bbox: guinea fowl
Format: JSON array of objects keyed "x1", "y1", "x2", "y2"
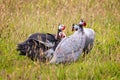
[
  {"x1": 17, "y1": 24, "x2": 66, "y2": 61},
  {"x1": 50, "y1": 21, "x2": 87, "y2": 64},
  {"x1": 72, "y1": 20, "x2": 95, "y2": 57}
]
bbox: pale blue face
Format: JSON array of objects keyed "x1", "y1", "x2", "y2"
[{"x1": 72, "y1": 24, "x2": 79, "y2": 31}]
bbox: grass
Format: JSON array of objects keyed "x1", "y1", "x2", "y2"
[{"x1": 0, "y1": 0, "x2": 120, "y2": 80}]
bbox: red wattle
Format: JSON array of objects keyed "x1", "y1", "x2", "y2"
[
  {"x1": 83, "y1": 22, "x2": 86, "y2": 26},
  {"x1": 62, "y1": 26, "x2": 65, "y2": 30}
]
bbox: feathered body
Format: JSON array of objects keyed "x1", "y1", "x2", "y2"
[
  {"x1": 50, "y1": 29, "x2": 86, "y2": 64},
  {"x1": 17, "y1": 24, "x2": 66, "y2": 61},
  {"x1": 83, "y1": 28, "x2": 95, "y2": 55}
]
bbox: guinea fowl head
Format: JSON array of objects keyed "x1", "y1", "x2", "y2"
[
  {"x1": 58, "y1": 24, "x2": 66, "y2": 31},
  {"x1": 79, "y1": 19, "x2": 86, "y2": 27},
  {"x1": 72, "y1": 19, "x2": 86, "y2": 31},
  {"x1": 72, "y1": 24, "x2": 79, "y2": 31},
  {"x1": 55, "y1": 24, "x2": 66, "y2": 40}
]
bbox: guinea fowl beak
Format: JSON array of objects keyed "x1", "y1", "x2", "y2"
[
  {"x1": 72, "y1": 28, "x2": 74, "y2": 31},
  {"x1": 72, "y1": 24, "x2": 75, "y2": 31}
]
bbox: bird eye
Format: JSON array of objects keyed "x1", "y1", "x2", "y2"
[{"x1": 75, "y1": 28, "x2": 78, "y2": 31}]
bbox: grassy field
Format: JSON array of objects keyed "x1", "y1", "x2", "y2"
[{"x1": 0, "y1": 0, "x2": 120, "y2": 80}]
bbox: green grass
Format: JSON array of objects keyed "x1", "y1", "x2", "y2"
[{"x1": 0, "y1": 0, "x2": 120, "y2": 80}]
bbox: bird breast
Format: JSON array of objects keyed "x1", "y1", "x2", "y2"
[{"x1": 54, "y1": 32, "x2": 86, "y2": 56}]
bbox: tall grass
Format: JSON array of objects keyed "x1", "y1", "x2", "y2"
[{"x1": 0, "y1": 0, "x2": 120, "y2": 80}]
